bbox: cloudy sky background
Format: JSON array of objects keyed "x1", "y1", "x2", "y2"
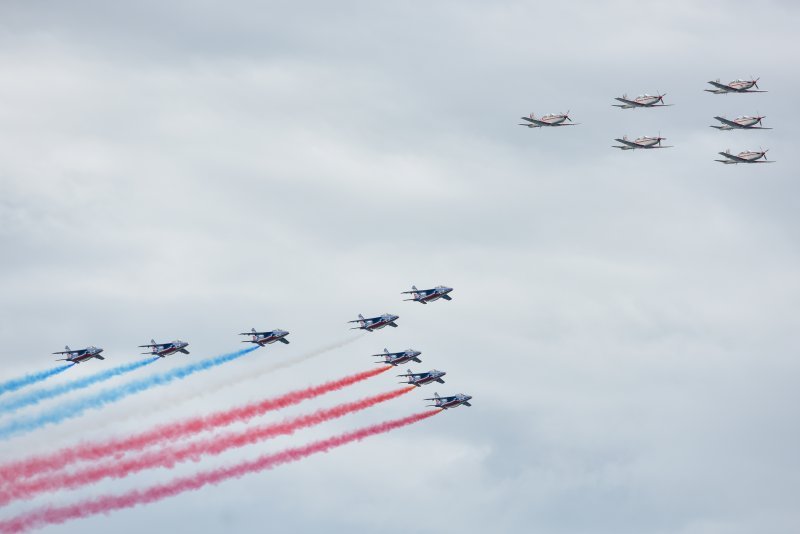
[{"x1": 1, "y1": 1, "x2": 799, "y2": 532}]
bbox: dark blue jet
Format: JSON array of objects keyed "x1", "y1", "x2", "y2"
[
  {"x1": 373, "y1": 348, "x2": 421, "y2": 366},
  {"x1": 53, "y1": 345, "x2": 104, "y2": 364},
  {"x1": 139, "y1": 339, "x2": 190, "y2": 358},
  {"x1": 425, "y1": 392, "x2": 472, "y2": 409},
  {"x1": 402, "y1": 285, "x2": 453, "y2": 304},
  {"x1": 398, "y1": 369, "x2": 446, "y2": 387},
  {"x1": 239, "y1": 328, "x2": 290, "y2": 347}
]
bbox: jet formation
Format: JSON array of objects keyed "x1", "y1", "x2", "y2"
[{"x1": 519, "y1": 77, "x2": 774, "y2": 164}]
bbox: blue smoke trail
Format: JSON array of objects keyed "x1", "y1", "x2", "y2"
[
  {"x1": 0, "y1": 346, "x2": 259, "y2": 440},
  {"x1": 0, "y1": 358, "x2": 158, "y2": 415},
  {"x1": 0, "y1": 365, "x2": 73, "y2": 397}
]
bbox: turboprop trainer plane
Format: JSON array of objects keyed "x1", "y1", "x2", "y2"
[
  {"x1": 710, "y1": 115, "x2": 770, "y2": 130},
  {"x1": 374, "y1": 348, "x2": 421, "y2": 366},
  {"x1": 398, "y1": 369, "x2": 446, "y2": 387},
  {"x1": 613, "y1": 93, "x2": 671, "y2": 109},
  {"x1": 401, "y1": 285, "x2": 453, "y2": 304},
  {"x1": 705, "y1": 78, "x2": 766, "y2": 94},
  {"x1": 349, "y1": 313, "x2": 399, "y2": 331},
  {"x1": 53, "y1": 345, "x2": 104, "y2": 364},
  {"x1": 239, "y1": 328, "x2": 290, "y2": 346},
  {"x1": 519, "y1": 111, "x2": 578, "y2": 128},
  {"x1": 613, "y1": 135, "x2": 672, "y2": 150},
  {"x1": 715, "y1": 148, "x2": 773, "y2": 164},
  {"x1": 138, "y1": 339, "x2": 190, "y2": 357},
  {"x1": 425, "y1": 392, "x2": 472, "y2": 409}
]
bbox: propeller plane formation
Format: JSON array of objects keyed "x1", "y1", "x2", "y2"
[{"x1": 519, "y1": 77, "x2": 775, "y2": 164}]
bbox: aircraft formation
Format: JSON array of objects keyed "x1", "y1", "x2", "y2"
[
  {"x1": 520, "y1": 77, "x2": 775, "y2": 164},
  {"x1": 349, "y1": 284, "x2": 471, "y2": 409},
  {"x1": 40, "y1": 284, "x2": 470, "y2": 411}
]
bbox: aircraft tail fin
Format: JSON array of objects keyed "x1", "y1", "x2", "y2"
[
  {"x1": 358, "y1": 314, "x2": 364, "y2": 320},
  {"x1": 150, "y1": 338, "x2": 156, "y2": 345},
  {"x1": 251, "y1": 328, "x2": 257, "y2": 334},
  {"x1": 411, "y1": 285, "x2": 418, "y2": 291},
  {"x1": 64, "y1": 345, "x2": 71, "y2": 352}
]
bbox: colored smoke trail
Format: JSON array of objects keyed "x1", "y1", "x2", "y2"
[
  {"x1": 0, "y1": 365, "x2": 73, "y2": 397},
  {"x1": 0, "y1": 359, "x2": 157, "y2": 415},
  {"x1": 0, "y1": 410, "x2": 439, "y2": 533},
  {"x1": 0, "y1": 346, "x2": 258, "y2": 441},
  {"x1": 0, "y1": 365, "x2": 389, "y2": 482},
  {"x1": 0, "y1": 387, "x2": 414, "y2": 504}
]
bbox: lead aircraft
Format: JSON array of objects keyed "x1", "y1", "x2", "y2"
[{"x1": 53, "y1": 345, "x2": 104, "y2": 364}]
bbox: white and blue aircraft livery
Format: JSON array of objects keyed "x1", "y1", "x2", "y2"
[
  {"x1": 613, "y1": 93, "x2": 671, "y2": 109},
  {"x1": 138, "y1": 339, "x2": 190, "y2": 357},
  {"x1": 348, "y1": 313, "x2": 399, "y2": 332},
  {"x1": 705, "y1": 77, "x2": 766, "y2": 94},
  {"x1": 53, "y1": 345, "x2": 104, "y2": 364},
  {"x1": 710, "y1": 115, "x2": 771, "y2": 130},
  {"x1": 239, "y1": 328, "x2": 290, "y2": 346},
  {"x1": 401, "y1": 285, "x2": 453, "y2": 304},
  {"x1": 398, "y1": 369, "x2": 446, "y2": 387},
  {"x1": 373, "y1": 348, "x2": 422, "y2": 366},
  {"x1": 425, "y1": 392, "x2": 473, "y2": 409},
  {"x1": 518, "y1": 111, "x2": 578, "y2": 128},
  {"x1": 613, "y1": 135, "x2": 672, "y2": 150},
  {"x1": 715, "y1": 148, "x2": 773, "y2": 164}
]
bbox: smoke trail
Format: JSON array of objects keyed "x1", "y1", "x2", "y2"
[
  {"x1": 0, "y1": 365, "x2": 73, "y2": 397},
  {"x1": 0, "y1": 387, "x2": 414, "y2": 504},
  {"x1": 0, "y1": 410, "x2": 439, "y2": 533},
  {"x1": 0, "y1": 365, "x2": 389, "y2": 482},
  {"x1": 0, "y1": 359, "x2": 158, "y2": 415},
  {"x1": 0, "y1": 346, "x2": 259, "y2": 441}
]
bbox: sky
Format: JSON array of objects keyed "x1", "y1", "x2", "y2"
[{"x1": 0, "y1": 1, "x2": 799, "y2": 532}]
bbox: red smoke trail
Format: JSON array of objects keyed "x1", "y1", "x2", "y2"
[
  {"x1": 0, "y1": 387, "x2": 414, "y2": 506},
  {"x1": 0, "y1": 366, "x2": 390, "y2": 484},
  {"x1": 0, "y1": 410, "x2": 439, "y2": 534}
]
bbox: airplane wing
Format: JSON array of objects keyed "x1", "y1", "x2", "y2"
[
  {"x1": 389, "y1": 322, "x2": 399, "y2": 327},
  {"x1": 707, "y1": 81, "x2": 730, "y2": 91},
  {"x1": 463, "y1": 401, "x2": 472, "y2": 407},
  {"x1": 613, "y1": 97, "x2": 635, "y2": 107},
  {"x1": 520, "y1": 116, "x2": 547, "y2": 127},
  {"x1": 137, "y1": 344, "x2": 164, "y2": 348},
  {"x1": 613, "y1": 139, "x2": 639, "y2": 149},
  {"x1": 179, "y1": 348, "x2": 190, "y2": 354},
  {"x1": 278, "y1": 338, "x2": 290, "y2": 344},
  {"x1": 94, "y1": 355, "x2": 105, "y2": 360},
  {"x1": 441, "y1": 294, "x2": 452, "y2": 301},
  {"x1": 713, "y1": 117, "x2": 739, "y2": 128},
  {"x1": 717, "y1": 152, "x2": 748, "y2": 162},
  {"x1": 52, "y1": 350, "x2": 83, "y2": 355}
]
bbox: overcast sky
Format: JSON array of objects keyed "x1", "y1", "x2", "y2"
[{"x1": 1, "y1": 1, "x2": 799, "y2": 533}]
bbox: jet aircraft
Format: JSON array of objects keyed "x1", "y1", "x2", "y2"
[
  {"x1": 519, "y1": 111, "x2": 578, "y2": 128},
  {"x1": 710, "y1": 115, "x2": 770, "y2": 130},
  {"x1": 705, "y1": 78, "x2": 766, "y2": 94},
  {"x1": 613, "y1": 135, "x2": 672, "y2": 150},
  {"x1": 398, "y1": 369, "x2": 446, "y2": 387},
  {"x1": 425, "y1": 392, "x2": 472, "y2": 409},
  {"x1": 348, "y1": 313, "x2": 399, "y2": 331},
  {"x1": 239, "y1": 328, "x2": 290, "y2": 346},
  {"x1": 715, "y1": 148, "x2": 773, "y2": 164},
  {"x1": 138, "y1": 339, "x2": 190, "y2": 357},
  {"x1": 401, "y1": 285, "x2": 453, "y2": 304},
  {"x1": 53, "y1": 345, "x2": 104, "y2": 364},
  {"x1": 373, "y1": 348, "x2": 422, "y2": 366},
  {"x1": 613, "y1": 93, "x2": 671, "y2": 109}
]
